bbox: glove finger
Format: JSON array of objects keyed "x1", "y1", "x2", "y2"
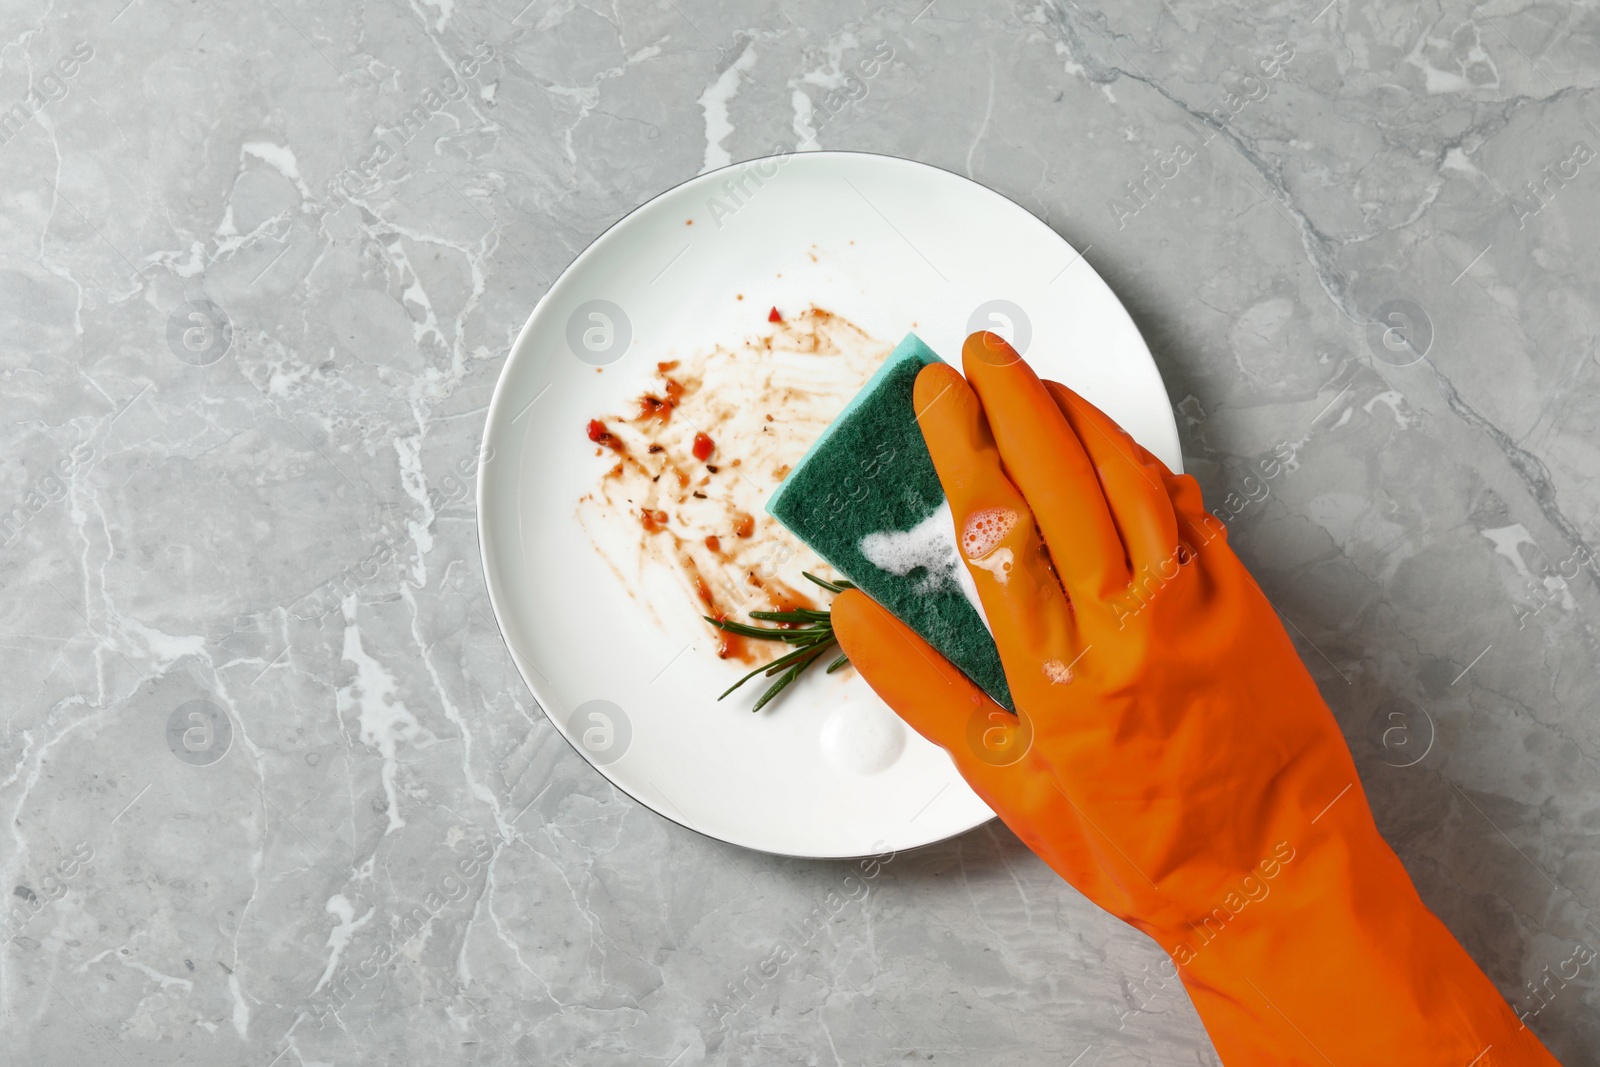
[
  {"x1": 1042, "y1": 378, "x2": 1230, "y2": 561},
  {"x1": 835, "y1": 598, "x2": 1146, "y2": 913},
  {"x1": 832, "y1": 589, "x2": 1030, "y2": 774},
  {"x1": 1161, "y1": 466, "x2": 1231, "y2": 556},
  {"x1": 1033, "y1": 379, "x2": 1184, "y2": 577},
  {"x1": 957, "y1": 332, "x2": 1131, "y2": 603},
  {"x1": 913, "y1": 361, "x2": 1082, "y2": 704},
  {"x1": 1036, "y1": 383, "x2": 1222, "y2": 579}
]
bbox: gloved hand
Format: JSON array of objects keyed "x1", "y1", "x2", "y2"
[{"x1": 833, "y1": 331, "x2": 1562, "y2": 1066}]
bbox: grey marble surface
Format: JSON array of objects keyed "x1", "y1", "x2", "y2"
[{"x1": 2, "y1": 0, "x2": 1599, "y2": 1063}]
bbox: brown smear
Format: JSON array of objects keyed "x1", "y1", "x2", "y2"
[
  {"x1": 587, "y1": 419, "x2": 624, "y2": 453},
  {"x1": 576, "y1": 306, "x2": 892, "y2": 666},
  {"x1": 682, "y1": 553, "x2": 746, "y2": 660},
  {"x1": 753, "y1": 576, "x2": 817, "y2": 616},
  {"x1": 637, "y1": 378, "x2": 684, "y2": 423}
]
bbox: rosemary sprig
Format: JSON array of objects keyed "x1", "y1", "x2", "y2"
[
  {"x1": 800, "y1": 573, "x2": 853, "y2": 594},
  {"x1": 705, "y1": 572, "x2": 856, "y2": 712}
]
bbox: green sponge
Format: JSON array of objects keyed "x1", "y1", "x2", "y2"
[{"x1": 766, "y1": 333, "x2": 1014, "y2": 710}]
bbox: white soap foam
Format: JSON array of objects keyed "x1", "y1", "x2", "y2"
[
  {"x1": 819, "y1": 697, "x2": 906, "y2": 775},
  {"x1": 858, "y1": 499, "x2": 992, "y2": 629},
  {"x1": 1043, "y1": 658, "x2": 1074, "y2": 684},
  {"x1": 968, "y1": 546, "x2": 1015, "y2": 584},
  {"x1": 962, "y1": 507, "x2": 1018, "y2": 559}
]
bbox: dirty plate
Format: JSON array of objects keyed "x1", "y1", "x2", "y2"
[{"x1": 477, "y1": 151, "x2": 1180, "y2": 858}]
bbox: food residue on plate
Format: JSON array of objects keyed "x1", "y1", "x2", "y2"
[{"x1": 576, "y1": 307, "x2": 892, "y2": 665}]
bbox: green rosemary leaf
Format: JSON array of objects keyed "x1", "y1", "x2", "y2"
[
  {"x1": 758, "y1": 637, "x2": 835, "y2": 674},
  {"x1": 748, "y1": 608, "x2": 833, "y2": 623},
  {"x1": 703, "y1": 616, "x2": 822, "y2": 642},
  {"x1": 762, "y1": 636, "x2": 836, "y2": 675},
  {"x1": 801, "y1": 571, "x2": 855, "y2": 594},
  {"x1": 749, "y1": 670, "x2": 797, "y2": 713},
  {"x1": 751, "y1": 645, "x2": 831, "y2": 713},
  {"x1": 709, "y1": 578, "x2": 857, "y2": 711},
  {"x1": 716, "y1": 638, "x2": 830, "y2": 699},
  {"x1": 717, "y1": 658, "x2": 780, "y2": 700}
]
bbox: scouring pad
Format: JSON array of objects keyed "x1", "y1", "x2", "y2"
[{"x1": 766, "y1": 333, "x2": 1014, "y2": 710}]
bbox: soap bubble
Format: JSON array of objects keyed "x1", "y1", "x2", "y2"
[{"x1": 962, "y1": 507, "x2": 1018, "y2": 559}]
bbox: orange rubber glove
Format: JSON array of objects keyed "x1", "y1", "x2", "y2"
[{"x1": 833, "y1": 331, "x2": 1562, "y2": 1066}]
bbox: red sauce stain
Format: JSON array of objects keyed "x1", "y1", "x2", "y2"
[
  {"x1": 765, "y1": 581, "x2": 817, "y2": 615},
  {"x1": 587, "y1": 419, "x2": 624, "y2": 453},
  {"x1": 684, "y1": 555, "x2": 749, "y2": 660},
  {"x1": 637, "y1": 377, "x2": 685, "y2": 423},
  {"x1": 586, "y1": 308, "x2": 869, "y2": 669},
  {"x1": 638, "y1": 393, "x2": 670, "y2": 421},
  {"x1": 768, "y1": 306, "x2": 783, "y2": 323},
  {"x1": 717, "y1": 628, "x2": 747, "y2": 661}
]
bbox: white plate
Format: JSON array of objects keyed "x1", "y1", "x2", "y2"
[{"x1": 477, "y1": 151, "x2": 1181, "y2": 858}]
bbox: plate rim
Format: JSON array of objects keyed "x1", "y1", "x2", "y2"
[{"x1": 475, "y1": 149, "x2": 1174, "y2": 860}]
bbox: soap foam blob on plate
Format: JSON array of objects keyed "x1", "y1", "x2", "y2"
[{"x1": 820, "y1": 698, "x2": 907, "y2": 775}]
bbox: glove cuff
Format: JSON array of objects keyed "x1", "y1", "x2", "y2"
[{"x1": 1144, "y1": 819, "x2": 1563, "y2": 1066}]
